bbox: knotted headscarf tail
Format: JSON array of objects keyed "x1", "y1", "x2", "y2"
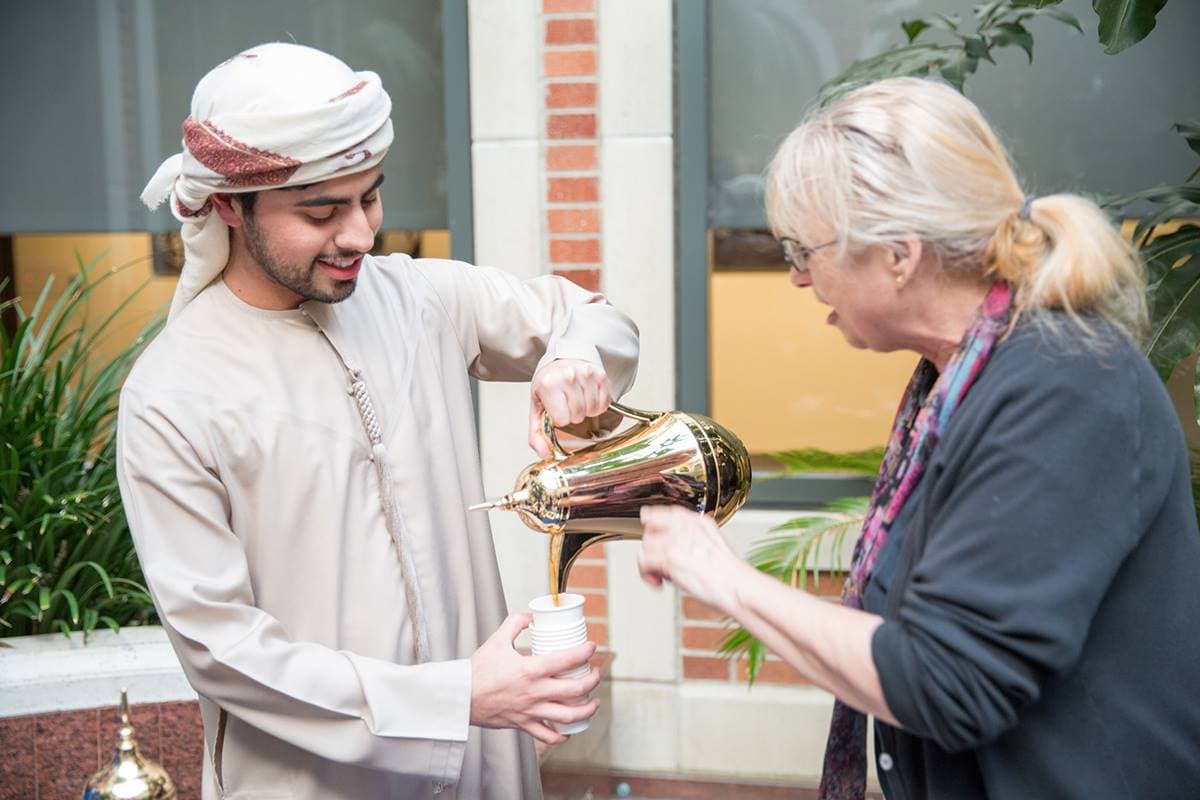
[{"x1": 141, "y1": 42, "x2": 394, "y2": 320}]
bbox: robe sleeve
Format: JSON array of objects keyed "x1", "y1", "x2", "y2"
[
  {"x1": 410, "y1": 258, "x2": 639, "y2": 397},
  {"x1": 116, "y1": 385, "x2": 470, "y2": 783}
]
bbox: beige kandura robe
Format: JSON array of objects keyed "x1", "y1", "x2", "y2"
[{"x1": 116, "y1": 254, "x2": 639, "y2": 799}]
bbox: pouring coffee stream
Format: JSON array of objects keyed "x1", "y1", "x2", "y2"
[{"x1": 469, "y1": 403, "x2": 753, "y2": 598}]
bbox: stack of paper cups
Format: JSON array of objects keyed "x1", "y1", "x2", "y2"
[{"x1": 528, "y1": 593, "x2": 592, "y2": 735}]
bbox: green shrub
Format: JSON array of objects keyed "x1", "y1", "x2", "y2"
[{"x1": 0, "y1": 255, "x2": 162, "y2": 638}]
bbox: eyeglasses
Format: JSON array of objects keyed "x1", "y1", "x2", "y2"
[{"x1": 778, "y1": 237, "x2": 837, "y2": 273}]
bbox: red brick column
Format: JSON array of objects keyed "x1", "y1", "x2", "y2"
[
  {"x1": 543, "y1": 0, "x2": 602, "y2": 294},
  {"x1": 541, "y1": 0, "x2": 609, "y2": 650}
]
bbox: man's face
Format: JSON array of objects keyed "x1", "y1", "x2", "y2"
[{"x1": 239, "y1": 167, "x2": 385, "y2": 305}]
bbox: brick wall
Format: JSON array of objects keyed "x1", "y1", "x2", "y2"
[
  {"x1": 542, "y1": 0, "x2": 609, "y2": 650},
  {"x1": 679, "y1": 573, "x2": 846, "y2": 685},
  {"x1": 562, "y1": 542, "x2": 609, "y2": 650}
]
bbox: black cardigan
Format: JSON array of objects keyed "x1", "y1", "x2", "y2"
[{"x1": 864, "y1": 316, "x2": 1200, "y2": 799}]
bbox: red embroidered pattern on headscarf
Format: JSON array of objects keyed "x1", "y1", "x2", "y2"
[{"x1": 182, "y1": 118, "x2": 303, "y2": 188}]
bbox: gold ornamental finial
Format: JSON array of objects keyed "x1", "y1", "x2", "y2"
[{"x1": 82, "y1": 688, "x2": 177, "y2": 800}]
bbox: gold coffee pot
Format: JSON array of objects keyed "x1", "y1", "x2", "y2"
[
  {"x1": 471, "y1": 403, "x2": 752, "y2": 592},
  {"x1": 82, "y1": 689, "x2": 177, "y2": 800}
]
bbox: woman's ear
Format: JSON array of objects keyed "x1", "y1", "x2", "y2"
[
  {"x1": 892, "y1": 235, "x2": 923, "y2": 285},
  {"x1": 210, "y1": 193, "x2": 245, "y2": 228}
]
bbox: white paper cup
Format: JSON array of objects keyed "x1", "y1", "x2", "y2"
[
  {"x1": 530, "y1": 616, "x2": 587, "y2": 634},
  {"x1": 530, "y1": 620, "x2": 587, "y2": 649},
  {"x1": 528, "y1": 593, "x2": 585, "y2": 630},
  {"x1": 531, "y1": 633, "x2": 587, "y2": 650},
  {"x1": 531, "y1": 635, "x2": 587, "y2": 655},
  {"x1": 527, "y1": 593, "x2": 594, "y2": 735},
  {"x1": 530, "y1": 619, "x2": 586, "y2": 636}
]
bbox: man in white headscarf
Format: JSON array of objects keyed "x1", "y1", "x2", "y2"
[{"x1": 117, "y1": 42, "x2": 639, "y2": 800}]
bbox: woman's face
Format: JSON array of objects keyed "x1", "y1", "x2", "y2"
[{"x1": 789, "y1": 239, "x2": 906, "y2": 353}]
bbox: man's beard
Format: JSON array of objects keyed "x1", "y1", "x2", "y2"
[{"x1": 242, "y1": 216, "x2": 359, "y2": 304}]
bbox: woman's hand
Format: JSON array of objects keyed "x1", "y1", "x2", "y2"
[
  {"x1": 640, "y1": 506, "x2": 894, "y2": 723},
  {"x1": 637, "y1": 505, "x2": 742, "y2": 614}
]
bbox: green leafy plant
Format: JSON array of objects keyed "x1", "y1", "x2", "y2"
[
  {"x1": 818, "y1": 1, "x2": 1084, "y2": 102},
  {"x1": 1117, "y1": 181, "x2": 1200, "y2": 383},
  {"x1": 725, "y1": 0, "x2": 1196, "y2": 684},
  {"x1": 0, "y1": 255, "x2": 163, "y2": 638},
  {"x1": 819, "y1": 0, "x2": 1168, "y2": 104}
]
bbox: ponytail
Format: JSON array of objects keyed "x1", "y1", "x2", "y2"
[{"x1": 985, "y1": 194, "x2": 1147, "y2": 342}]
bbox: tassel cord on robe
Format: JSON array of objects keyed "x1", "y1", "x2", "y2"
[{"x1": 303, "y1": 313, "x2": 433, "y2": 666}]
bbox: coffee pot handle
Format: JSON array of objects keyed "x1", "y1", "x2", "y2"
[{"x1": 541, "y1": 402, "x2": 660, "y2": 460}]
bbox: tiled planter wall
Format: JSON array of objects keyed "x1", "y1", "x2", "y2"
[
  {"x1": 0, "y1": 626, "x2": 201, "y2": 799},
  {"x1": 1, "y1": 700, "x2": 204, "y2": 800}
]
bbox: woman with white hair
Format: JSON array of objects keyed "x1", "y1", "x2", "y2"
[{"x1": 636, "y1": 77, "x2": 1200, "y2": 799}]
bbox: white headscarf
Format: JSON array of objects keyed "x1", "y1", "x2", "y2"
[{"x1": 141, "y1": 42, "x2": 394, "y2": 319}]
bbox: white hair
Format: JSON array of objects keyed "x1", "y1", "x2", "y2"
[{"x1": 766, "y1": 77, "x2": 1147, "y2": 342}]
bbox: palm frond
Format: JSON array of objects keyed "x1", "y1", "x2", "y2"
[
  {"x1": 766, "y1": 448, "x2": 884, "y2": 477},
  {"x1": 720, "y1": 496, "x2": 870, "y2": 685}
]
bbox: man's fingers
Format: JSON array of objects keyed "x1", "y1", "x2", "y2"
[
  {"x1": 497, "y1": 612, "x2": 533, "y2": 645},
  {"x1": 525, "y1": 720, "x2": 568, "y2": 746},
  {"x1": 584, "y1": 371, "x2": 612, "y2": 418},
  {"x1": 535, "y1": 698, "x2": 599, "y2": 725},
  {"x1": 570, "y1": 665, "x2": 603, "y2": 696},
  {"x1": 541, "y1": 663, "x2": 603, "y2": 704},
  {"x1": 540, "y1": 388, "x2": 573, "y2": 427},
  {"x1": 567, "y1": 391, "x2": 591, "y2": 426},
  {"x1": 570, "y1": 698, "x2": 600, "y2": 723},
  {"x1": 578, "y1": 380, "x2": 602, "y2": 423},
  {"x1": 530, "y1": 359, "x2": 615, "y2": 440},
  {"x1": 533, "y1": 641, "x2": 596, "y2": 676},
  {"x1": 569, "y1": 365, "x2": 608, "y2": 420},
  {"x1": 528, "y1": 409, "x2": 551, "y2": 458}
]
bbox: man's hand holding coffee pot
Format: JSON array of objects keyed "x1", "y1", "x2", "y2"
[{"x1": 529, "y1": 358, "x2": 614, "y2": 458}]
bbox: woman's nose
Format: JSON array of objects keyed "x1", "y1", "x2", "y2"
[{"x1": 789, "y1": 266, "x2": 811, "y2": 288}]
